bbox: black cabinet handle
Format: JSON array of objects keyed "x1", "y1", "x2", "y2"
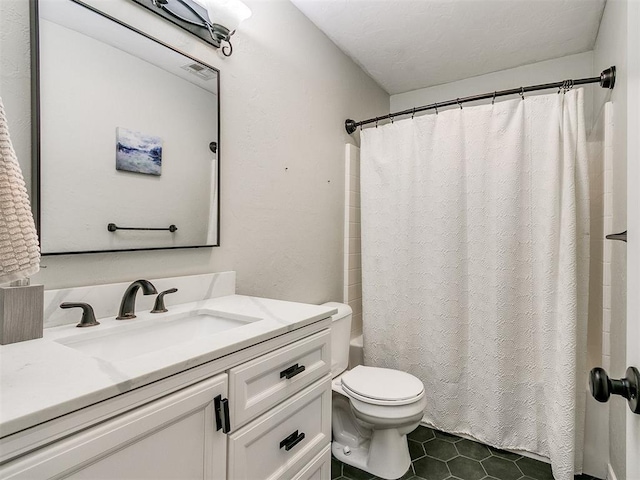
[
  {"x1": 280, "y1": 363, "x2": 306, "y2": 379},
  {"x1": 214, "y1": 395, "x2": 231, "y2": 433},
  {"x1": 279, "y1": 430, "x2": 305, "y2": 451}
]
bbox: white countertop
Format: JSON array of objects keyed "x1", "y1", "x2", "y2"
[{"x1": 0, "y1": 295, "x2": 337, "y2": 438}]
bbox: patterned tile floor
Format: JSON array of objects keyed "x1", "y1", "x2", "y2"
[{"x1": 331, "y1": 425, "x2": 601, "y2": 480}]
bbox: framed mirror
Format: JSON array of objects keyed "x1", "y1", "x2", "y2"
[{"x1": 32, "y1": 0, "x2": 220, "y2": 255}]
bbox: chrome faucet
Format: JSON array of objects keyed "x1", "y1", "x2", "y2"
[{"x1": 116, "y1": 279, "x2": 158, "y2": 320}]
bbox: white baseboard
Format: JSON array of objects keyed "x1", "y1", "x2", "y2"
[{"x1": 606, "y1": 463, "x2": 618, "y2": 480}]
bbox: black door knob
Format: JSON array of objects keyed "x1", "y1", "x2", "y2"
[
  {"x1": 589, "y1": 367, "x2": 611, "y2": 402},
  {"x1": 589, "y1": 366, "x2": 640, "y2": 414}
]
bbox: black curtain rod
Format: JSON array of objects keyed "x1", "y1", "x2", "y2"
[{"x1": 345, "y1": 66, "x2": 616, "y2": 134}]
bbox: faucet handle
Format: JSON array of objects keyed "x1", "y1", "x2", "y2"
[
  {"x1": 151, "y1": 288, "x2": 178, "y2": 313},
  {"x1": 60, "y1": 302, "x2": 100, "y2": 328}
]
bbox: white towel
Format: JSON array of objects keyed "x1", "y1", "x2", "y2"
[{"x1": 0, "y1": 97, "x2": 40, "y2": 284}]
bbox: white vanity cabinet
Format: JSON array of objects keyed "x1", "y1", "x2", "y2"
[
  {"x1": 0, "y1": 323, "x2": 333, "y2": 480},
  {"x1": 0, "y1": 374, "x2": 229, "y2": 480}
]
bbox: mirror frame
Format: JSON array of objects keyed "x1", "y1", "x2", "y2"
[{"x1": 30, "y1": 0, "x2": 221, "y2": 255}]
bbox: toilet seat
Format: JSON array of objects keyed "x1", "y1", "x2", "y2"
[{"x1": 340, "y1": 366, "x2": 425, "y2": 406}]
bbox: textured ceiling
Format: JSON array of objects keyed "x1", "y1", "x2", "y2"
[{"x1": 290, "y1": 0, "x2": 606, "y2": 95}]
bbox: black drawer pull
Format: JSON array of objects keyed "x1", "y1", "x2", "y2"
[
  {"x1": 214, "y1": 395, "x2": 231, "y2": 433},
  {"x1": 280, "y1": 363, "x2": 306, "y2": 379},
  {"x1": 279, "y1": 430, "x2": 305, "y2": 451}
]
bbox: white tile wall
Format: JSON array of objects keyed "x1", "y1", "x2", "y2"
[
  {"x1": 587, "y1": 104, "x2": 605, "y2": 371},
  {"x1": 586, "y1": 102, "x2": 613, "y2": 373},
  {"x1": 601, "y1": 102, "x2": 614, "y2": 372},
  {"x1": 344, "y1": 144, "x2": 362, "y2": 337}
]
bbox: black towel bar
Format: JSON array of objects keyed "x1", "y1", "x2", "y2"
[{"x1": 107, "y1": 223, "x2": 178, "y2": 233}]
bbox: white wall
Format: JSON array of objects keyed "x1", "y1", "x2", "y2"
[
  {"x1": 391, "y1": 52, "x2": 596, "y2": 131},
  {"x1": 592, "y1": 1, "x2": 628, "y2": 478},
  {"x1": 40, "y1": 19, "x2": 217, "y2": 252},
  {"x1": 625, "y1": 0, "x2": 640, "y2": 476},
  {"x1": 0, "y1": 0, "x2": 32, "y2": 179},
  {"x1": 0, "y1": 0, "x2": 389, "y2": 304}
]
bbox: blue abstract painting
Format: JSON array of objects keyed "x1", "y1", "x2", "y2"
[{"x1": 116, "y1": 127, "x2": 162, "y2": 176}]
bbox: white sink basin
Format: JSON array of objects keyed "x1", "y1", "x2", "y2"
[{"x1": 55, "y1": 310, "x2": 259, "y2": 362}]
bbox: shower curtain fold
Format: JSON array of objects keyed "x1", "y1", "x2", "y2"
[{"x1": 360, "y1": 89, "x2": 589, "y2": 480}]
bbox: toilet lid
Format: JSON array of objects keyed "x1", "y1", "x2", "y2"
[{"x1": 340, "y1": 366, "x2": 424, "y2": 404}]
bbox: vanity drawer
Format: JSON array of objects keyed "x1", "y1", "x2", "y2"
[
  {"x1": 229, "y1": 329, "x2": 331, "y2": 429},
  {"x1": 228, "y1": 376, "x2": 331, "y2": 480},
  {"x1": 291, "y1": 445, "x2": 331, "y2": 480}
]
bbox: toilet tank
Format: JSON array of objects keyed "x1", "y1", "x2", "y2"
[{"x1": 322, "y1": 302, "x2": 352, "y2": 378}]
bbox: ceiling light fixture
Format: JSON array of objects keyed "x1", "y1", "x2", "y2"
[{"x1": 150, "y1": 0, "x2": 251, "y2": 56}]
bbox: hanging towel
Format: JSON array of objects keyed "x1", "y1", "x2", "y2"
[{"x1": 0, "y1": 97, "x2": 40, "y2": 284}]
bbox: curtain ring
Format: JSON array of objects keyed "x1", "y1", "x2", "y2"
[
  {"x1": 390, "y1": 115, "x2": 394, "y2": 124},
  {"x1": 520, "y1": 87, "x2": 525, "y2": 100},
  {"x1": 412, "y1": 107, "x2": 416, "y2": 119},
  {"x1": 560, "y1": 80, "x2": 571, "y2": 94},
  {"x1": 457, "y1": 98, "x2": 462, "y2": 110},
  {"x1": 492, "y1": 91, "x2": 496, "y2": 105},
  {"x1": 434, "y1": 102, "x2": 438, "y2": 115},
  {"x1": 375, "y1": 117, "x2": 378, "y2": 128}
]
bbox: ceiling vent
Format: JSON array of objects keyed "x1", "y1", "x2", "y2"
[{"x1": 181, "y1": 62, "x2": 216, "y2": 80}]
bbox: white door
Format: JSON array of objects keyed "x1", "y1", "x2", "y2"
[{"x1": 627, "y1": 1, "x2": 640, "y2": 478}]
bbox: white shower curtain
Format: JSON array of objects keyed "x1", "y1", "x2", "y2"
[{"x1": 360, "y1": 89, "x2": 589, "y2": 480}]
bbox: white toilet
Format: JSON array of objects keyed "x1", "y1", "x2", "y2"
[{"x1": 324, "y1": 302, "x2": 427, "y2": 480}]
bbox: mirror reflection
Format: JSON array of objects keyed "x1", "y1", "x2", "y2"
[{"x1": 36, "y1": 0, "x2": 220, "y2": 254}]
